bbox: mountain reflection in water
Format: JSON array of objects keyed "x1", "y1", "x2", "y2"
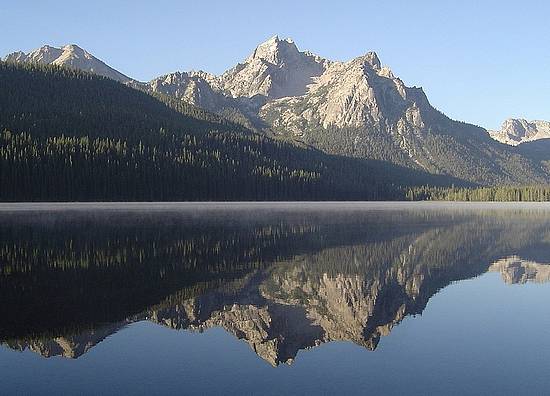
[{"x1": 1, "y1": 203, "x2": 550, "y2": 366}]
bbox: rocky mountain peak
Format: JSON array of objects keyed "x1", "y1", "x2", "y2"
[
  {"x1": 3, "y1": 44, "x2": 132, "y2": 83},
  {"x1": 62, "y1": 43, "x2": 81, "y2": 51},
  {"x1": 36, "y1": 44, "x2": 61, "y2": 53},
  {"x1": 357, "y1": 51, "x2": 381, "y2": 70},
  {"x1": 55, "y1": 44, "x2": 94, "y2": 65},
  {"x1": 246, "y1": 35, "x2": 301, "y2": 66},
  {"x1": 26, "y1": 45, "x2": 63, "y2": 64},
  {"x1": 60, "y1": 44, "x2": 87, "y2": 55},
  {"x1": 220, "y1": 36, "x2": 328, "y2": 99},
  {"x1": 260, "y1": 49, "x2": 432, "y2": 134},
  {"x1": 489, "y1": 118, "x2": 550, "y2": 145}
]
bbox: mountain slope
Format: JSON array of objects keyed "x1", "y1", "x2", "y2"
[
  {"x1": 0, "y1": 61, "x2": 462, "y2": 201},
  {"x1": 4, "y1": 44, "x2": 132, "y2": 83}
]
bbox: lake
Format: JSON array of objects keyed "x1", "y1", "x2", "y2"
[{"x1": 1, "y1": 202, "x2": 550, "y2": 395}]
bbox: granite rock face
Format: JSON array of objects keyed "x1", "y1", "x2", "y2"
[
  {"x1": 219, "y1": 36, "x2": 329, "y2": 100},
  {"x1": 145, "y1": 36, "x2": 330, "y2": 127},
  {"x1": 146, "y1": 36, "x2": 432, "y2": 138}
]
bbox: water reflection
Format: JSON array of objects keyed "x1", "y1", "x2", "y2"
[
  {"x1": 489, "y1": 256, "x2": 550, "y2": 284},
  {"x1": 1, "y1": 203, "x2": 550, "y2": 366}
]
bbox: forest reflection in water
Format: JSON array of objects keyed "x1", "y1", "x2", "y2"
[{"x1": 1, "y1": 202, "x2": 550, "y2": 366}]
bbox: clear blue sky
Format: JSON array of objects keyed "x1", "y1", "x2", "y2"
[{"x1": 2, "y1": 0, "x2": 549, "y2": 129}]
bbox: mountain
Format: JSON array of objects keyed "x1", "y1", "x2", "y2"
[
  {"x1": 147, "y1": 71, "x2": 228, "y2": 111},
  {"x1": 488, "y1": 118, "x2": 550, "y2": 145},
  {"x1": 143, "y1": 37, "x2": 550, "y2": 186},
  {"x1": 249, "y1": 44, "x2": 548, "y2": 185},
  {"x1": 3, "y1": 44, "x2": 132, "y2": 83},
  {"x1": 5, "y1": 38, "x2": 550, "y2": 188},
  {"x1": 148, "y1": 36, "x2": 328, "y2": 105},
  {"x1": 0, "y1": 61, "x2": 461, "y2": 201},
  {"x1": 219, "y1": 36, "x2": 329, "y2": 100}
]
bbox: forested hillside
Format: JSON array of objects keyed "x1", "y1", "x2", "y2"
[{"x1": 0, "y1": 62, "x2": 461, "y2": 201}]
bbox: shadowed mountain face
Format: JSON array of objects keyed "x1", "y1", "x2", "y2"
[{"x1": 1, "y1": 204, "x2": 550, "y2": 365}]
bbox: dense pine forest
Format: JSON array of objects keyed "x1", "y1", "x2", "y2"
[
  {"x1": 406, "y1": 185, "x2": 550, "y2": 201},
  {"x1": 0, "y1": 61, "x2": 462, "y2": 201}
]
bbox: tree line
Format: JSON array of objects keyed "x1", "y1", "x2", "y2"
[{"x1": 406, "y1": 185, "x2": 550, "y2": 201}]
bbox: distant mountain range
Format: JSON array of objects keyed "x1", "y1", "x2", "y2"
[
  {"x1": 489, "y1": 118, "x2": 550, "y2": 145},
  {"x1": 3, "y1": 37, "x2": 550, "y2": 187},
  {"x1": 5, "y1": 44, "x2": 132, "y2": 83}
]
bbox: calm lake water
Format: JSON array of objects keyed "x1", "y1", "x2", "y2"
[{"x1": 1, "y1": 202, "x2": 550, "y2": 395}]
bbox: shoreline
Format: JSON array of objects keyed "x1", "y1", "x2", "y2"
[{"x1": 1, "y1": 201, "x2": 550, "y2": 212}]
